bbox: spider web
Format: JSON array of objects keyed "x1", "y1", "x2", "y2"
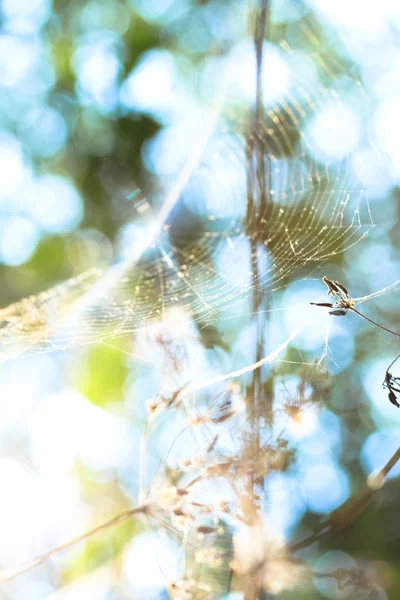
[{"x1": 0, "y1": 9, "x2": 376, "y2": 362}]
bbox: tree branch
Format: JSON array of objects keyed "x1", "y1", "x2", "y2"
[{"x1": 289, "y1": 442, "x2": 400, "y2": 553}]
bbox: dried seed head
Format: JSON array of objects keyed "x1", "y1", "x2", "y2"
[
  {"x1": 188, "y1": 413, "x2": 208, "y2": 427},
  {"x1": 145, "y1": 398, "x2": 160, "y2": 415},
  {"x1": 156, "y1": 486, "x2": 191, "y2": 511},
  {"x1": 216, "y1": 500, "x2": 230, "y2": 513},
  {"x1": 168, "y1": 579, "x2": 194, "y2": 599},
  {"x1": 177, "y1": 456, "x2": 205, "y2": 472},
  {"x1": 178, "y1": 458, "x2": 193, "y2": 471},
  {"x1": 195, "y1": 547, "x2": 224, "y2": 567},
  {"x1": 197, "y1": 525, "x2": 218, "y2": 536},
  {"x1": 283, "y1": 403, "x2": 304, "y2": 423},
  {"x1": 172, "y1": 508, "x2": 195, "y2": 530},
  {"x1": 168, "y1": 579, "x2": 212, "y2": 599}
]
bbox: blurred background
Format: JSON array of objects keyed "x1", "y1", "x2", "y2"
[{"x1": 0, "y1": 0, "x2": 399, "y2": 598}]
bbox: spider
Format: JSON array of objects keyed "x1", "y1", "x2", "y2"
[
  {"x1": 310, "y1": 276, "x2": 354, "y2": 316},
  {"x1": 383, "y1": 354, "x2": 400, "y2": 408},
  {"x1": 311, "y1": 276, "x2": 399, "y2": 337},
  {"x1": 312, "y1": 277, "x2": 399, "y2": 409}
]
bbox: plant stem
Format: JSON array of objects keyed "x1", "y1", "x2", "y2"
[{"x1": 245, "y1": 1, "x2": 270, "y2": 599}]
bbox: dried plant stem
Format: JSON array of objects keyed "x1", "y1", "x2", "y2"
[
  {"x1": 0, "y1": 504, "x2": 150, "y2": 584},
  {"x1": 290, "y1": 442, "x2": 400, "y2": 553},
  {"x1": 245, "y1": 0, "x2": 270, "y2": 598}
]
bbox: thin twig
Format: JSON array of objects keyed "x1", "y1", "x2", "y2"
[{"x1": 0, "y1": 504, "x2": 150, "y2": 584}]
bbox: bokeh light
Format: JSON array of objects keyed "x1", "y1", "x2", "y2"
[{"x1": 25, "y1": 175, "x2": 84, "y2": 234}]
